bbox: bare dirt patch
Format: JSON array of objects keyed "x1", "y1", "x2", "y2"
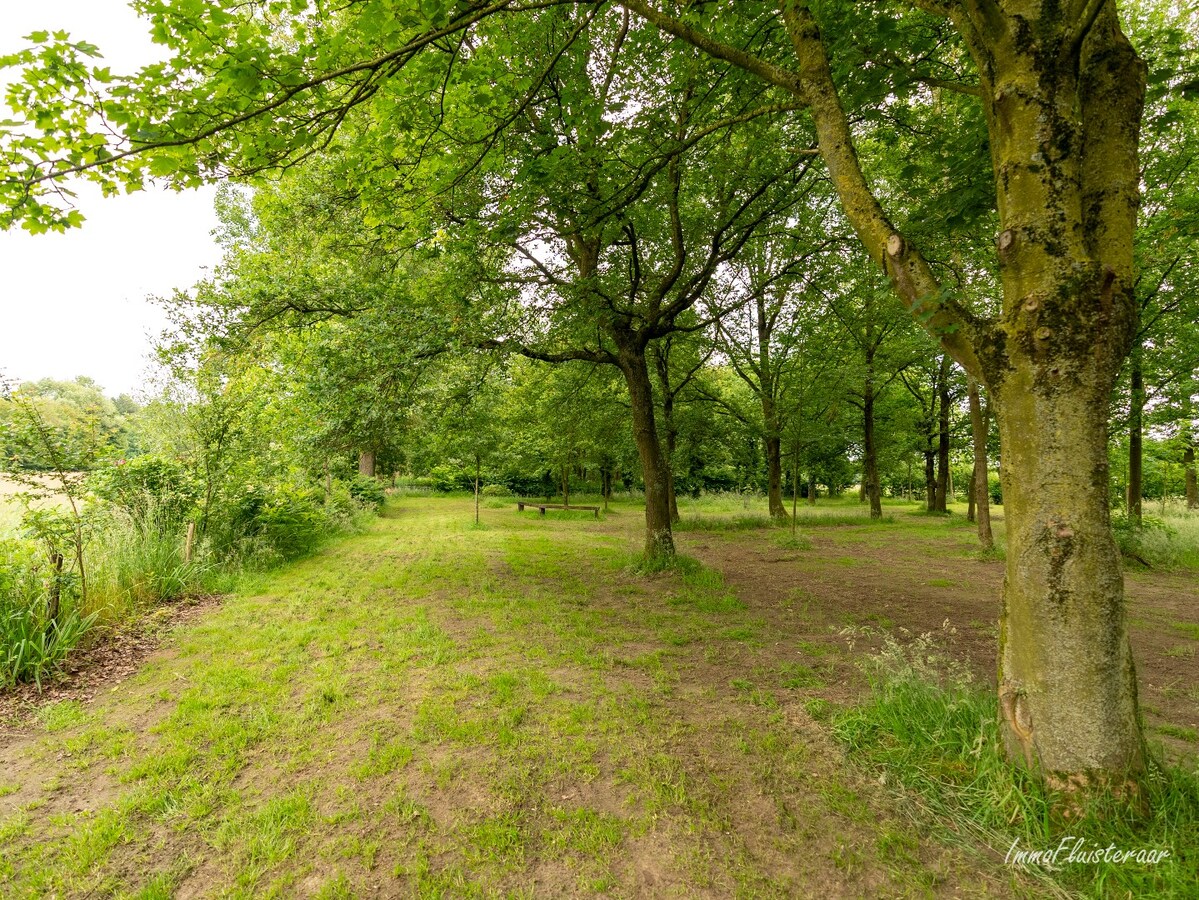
[{"x1": 681, "y1": 525, "x2": 1199, "y2": 758}]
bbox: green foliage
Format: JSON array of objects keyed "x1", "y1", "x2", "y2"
[
  {"x1": 347, "y1": 475, "x2": 386, "y2": 509},
  {"x1": 480, "y1": 484, "x2": 512, "y2": 497},
  {"x1": 225, "y1": 483, "x2": 333, "y2": 560},
  {"x1": 87, "y1": 455, "x2": 198, "y2": 531},
  {"x1": 1111, "y1": 514, "x2": 1190, "y2": 569},
  {"x1": 0, "y1": 539, "x2": 95, "y2": 688},
  {"x1": 987, "y1": 473, "x2": 1002, "y2": 506},
  {"x1": 427, "y1": 464, "x2": 473, "y2": 494},
  {"x1": 87, "y1": 508, "x2": 205, "y2": 611}
]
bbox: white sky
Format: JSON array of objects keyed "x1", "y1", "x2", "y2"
[{"x1": 0, "y1": 1, "x2": 221, "y2": 398}]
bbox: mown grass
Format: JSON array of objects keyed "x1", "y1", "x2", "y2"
[{"x1": 0, "y1": 496, "x2": 1007, "y2": 897}]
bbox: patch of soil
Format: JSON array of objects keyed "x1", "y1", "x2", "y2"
[
  {"x1": 683, "y1": 528, "x2": 1199, "y2": 759},
  {"x1": 0, "y1": 594, "x2": 223, "y2": 734}
]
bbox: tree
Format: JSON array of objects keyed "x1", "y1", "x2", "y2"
[
  {"x1": 707, "y1": 197, "x2": 844, "y2": 519},
  {"x1": 1, "y1": 0, "x2": 1187, "y2": 792}
]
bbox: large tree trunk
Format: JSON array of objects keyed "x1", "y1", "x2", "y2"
[
  {"x1": 765, "y1": 434, "x2": 786, "y2": 519},
  {"x1": 935, "y1": 356, "x2": 950, "y2": 513},
  {"x1": 967, "y1": 376, "x2": 993, "y2": 551},
  {"x1": 1127, "y1": 344, "x2": 1144, "y2": 523},
  {"x1": 994, "y1": 383, "x2": 1141, "y2": 785},
  {"x1": 978, "y1": 5, "x2": 1147, "y2": 787},
  {"x1": 358, "y1": 451, "x2": 376, "y2": 478},
  {"x1": 620, "y1": 345, "x2": 675, "y2": 559},
  {"x1": 862, "y1": 370, "x2": 882, "y2": 520}
]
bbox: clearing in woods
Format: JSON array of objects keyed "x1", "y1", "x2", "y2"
[{"x1": 0, "y1": 496, "x2": 1196, "y2": 897}]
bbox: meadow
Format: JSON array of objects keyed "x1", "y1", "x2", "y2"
[{"x1": 0, "y1": 493, "x2": 1195, "y2": 897}]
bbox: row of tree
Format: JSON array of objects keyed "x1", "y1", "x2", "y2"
[{"x1": 3, "y1": 0, "x2": 1197, "y2": 802}]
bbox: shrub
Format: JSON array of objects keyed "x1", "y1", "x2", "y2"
[
  {"x1": 250, "y1": 484, "x2": 330, "y2": 559},
  {"x1": 88, "y1": 455, "x2": 198, "y2": 531},
  {"x1": 428, "y1": 465, "x2": 472, "y2": 493},
  {"x1": 348, "y1": 475, "x2": 386, "y2": 508},
  {"x1": 987, "y1": 473, "x2": 1002, "y2": 505},
  {"x1": 480, "y1": 483, "x2": 512, "y2": 497}
]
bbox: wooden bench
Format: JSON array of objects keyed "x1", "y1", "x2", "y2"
[{"x1": 517, "y1": 501, "x2": 600, "y2": 519}]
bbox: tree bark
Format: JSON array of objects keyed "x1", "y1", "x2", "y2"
[
  {"x1": 967, "y1": 376, "x2": 993, "y2": 551},
  {"x1": 978, "y1": 5, "x2": 1147, "y2": 787},
  {"x1": 807, "y1": 469, "x2": 816, "y2": 505},
  {"x1": 935, "y1": 356, "x2": 951, "y2": 513},
  {"x1": 620, "y1": 344, "x2": 676, "y2": 559},
  {"x1": 765, "y1": 433, "x2": 786, "y2": 519},
  {"x1": 358, "y1": 451, "x2": 376, "y2": 478},
  {"x1": 967, "y1": 462, "x2": 976, "y2": 522}
]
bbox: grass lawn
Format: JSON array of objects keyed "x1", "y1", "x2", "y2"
[{"x1": 0, "y1": 494, "x2": 1195, "y2": 897}]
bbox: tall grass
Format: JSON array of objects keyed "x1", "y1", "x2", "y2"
[
  {"x1": 1, "y1": 479, "x2": 377, "y2": 690},
  {"x1": 1113, "y1": 507, "x2": 1199, "y2": 571},
  {"x1": 831, "y1": 627, "x2": 1199, "y2": 897},
  {"x1": 86, "y1": 510, "x2": 209, "y2": 621}
]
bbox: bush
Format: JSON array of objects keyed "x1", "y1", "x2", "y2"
[
  {"x1": 348, "y1": 475, "x2": 386, "y2": 508},
  {"x1": 88, "y1": 455, "x2": 198, "y2": 530},
  {"x1": 987, "y1": 473, "x2": 1002, "y2": 505},
  {"x1": 248, "y1": 484, "x2": 330, "y2": 559},
  {"x1": 480, "y1": 483, "x2": 512, "y2": 497},
  {"x1": 427, "y1": 464, "x2": 473, "y2": 493}
]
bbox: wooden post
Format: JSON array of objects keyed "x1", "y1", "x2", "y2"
[{"x1": 184, "y1": 522, "x2": 196, "y2": 565}]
